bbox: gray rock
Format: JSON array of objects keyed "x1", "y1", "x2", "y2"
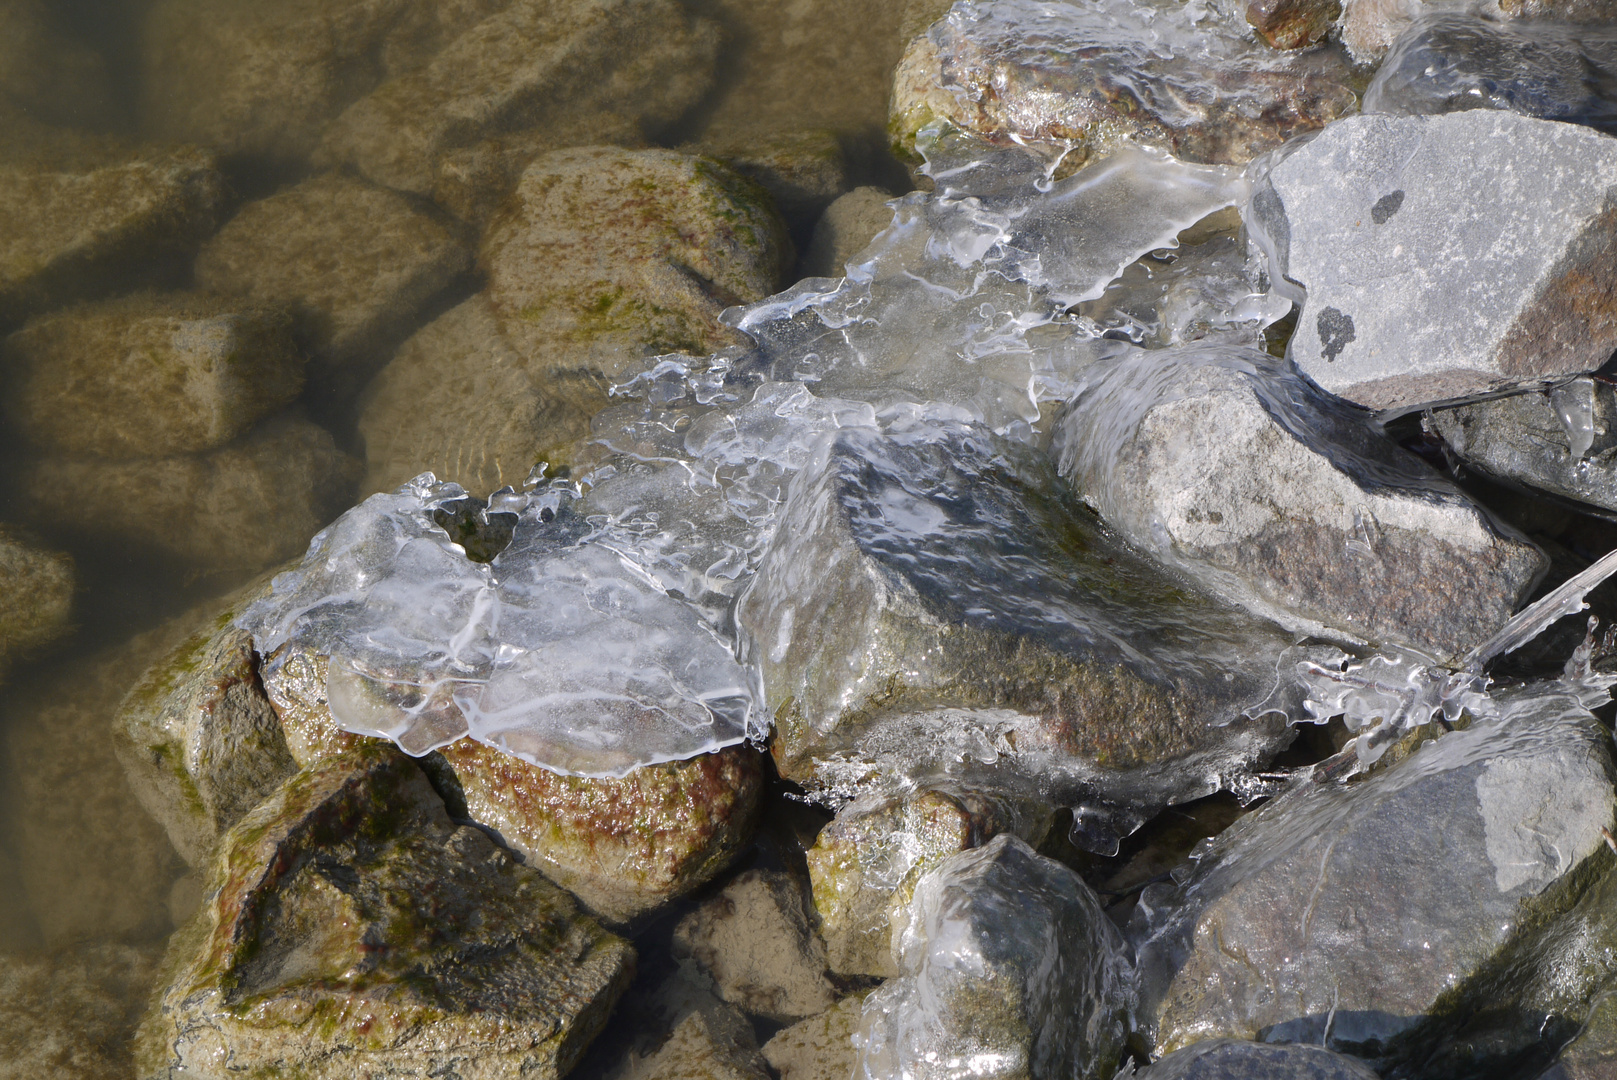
[
  {"x1": 316, "y1": 0, "x2": 719, "y2": 198},
  {"x1": 1254, "y1": 110, "x2": 1617, "y2": 413},
  {"x1": 3, "y1": 292, "x2": 303, "y2": 457},
  {"x1": 135, "y1": 746, "x2": 636, "y2": 1080},
  {"x1": 763, "y1": 994, "x2": 869, "y2": 1080},
  {"x1": 194, "y1": 172, "x2": 470, "y2": 378},
  {"x1": 801, "y1": 186, "x2": 895, "y2": 279},
  {"x1": 673, "y1": 869, "x2": 837, "y2": 1022},
  {"x1": 0, "y1": 942, "x2": 162, "y2": 1080},
  {"x1": 0, "y1": 525, "x2": 72, "y2": 682},
  {"x1": 1135, "y1": 1040, "x2": 1382, "y2": 1080},
  {"x1": 1053, "y1": 343, "x2": 1547, "y2": 660},
  {"x1": 1342, "y1": 0, "x2": 1617, "y2": 63},
  {"x1": 1539, "y1": 990, "x2": 1617, "y2": 1080},
  {"x1": 855, "y1": 834, "x2": 1133, "y2": 1080},
  {"x1": 1132, "y1": 684, "x2": 1617, "y2": 1076}
]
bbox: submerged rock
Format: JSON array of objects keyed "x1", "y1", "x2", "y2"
[
  {"x1": 855, "y1": 834, "x2": 1133, "y2": 1080},
  {"x1": 0, "y1": 525, "x2": 72, "y2": 681},
  {"x1": 1054, "y1": 343, "x2": 1546, "y2": 659},
  {"x1": 805, "y1": 786, "x2": 1052, "y2": 978},
  {"x1": 0, "y1": 942, "x2": 161, "y2": 1080},
  {"x1": 0, "y1": 0, "x2": 111, "y2": 128},
  {"x1": 696, "y1": 129, "x2": 851, "y2": 235},
  {"x1": 1133, "y1": 684, "x2": 1617, "y2": 1075},
  {"x1": 3, "y1": 292, "x2": 303, "y2": 458},
  {"x1": 1253, "y1": 110, "x2": 1617, "y2": 413},
  {"x1": 801, "y1": 186, "x2": 895, "y2": 279},
  {"x1": 596, "y1": 960, "x2": 772, "y2": 1080},
  {"x1": 1135, "y1": 1039, "x2": 1382, "y2": 1080},
  {"x1": 890, "y1": 0, "x2": 1356, "y2": 169},
  {"x1": 764, "y1": 994, "x2": 869, "y2": 1080},
  {"x1": 135, "y1": 747, "x2": 635, "y2": 1080},
  {"x1": 318, "y1": 0, "x2": 719, "y2": 198}
]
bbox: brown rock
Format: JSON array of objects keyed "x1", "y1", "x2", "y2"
[
  {"x1": 0, "y1": 525, "x2": 72, "y2": 681},
  {"x1": 0, "y1": 0, "x2": 110, "y2": 128},
  {"x1": 1247, "y1": 0, "x2": 1343, "y2": 49},
  {"x1": 594, "y1": 960, "x2": 772, "y2": 1080},
  {"x1": 800, "y1": 186, "x2": 894, "y2": 278},
  {"x1": 762, "y1": 994, "x2": 869, "y2": 1080},
  {"x1": 0, "y1": 942, "x2": 162, "y2": 1080},
  {"x1": 3, "y1": 292, "x2": 303, "y2": 458},
  {"x1": 612, "y1": 1009, "x2": 771, "y2": 1080},
  {"x1": 430, "y1": 118, "x2": 646, "y2": 228},
  {"x1": 695, "y1": 129, "x2": 850, "y2": 232}
]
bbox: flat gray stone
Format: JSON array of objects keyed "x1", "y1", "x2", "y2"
[
  {"x1": 1136, "y1": 1040, "x2": 1381, "y2": 1080},
  {"x1": 1255, "y1": 110, "x2": 1617, "y2": 413}
]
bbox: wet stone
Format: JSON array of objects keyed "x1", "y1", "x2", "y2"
[
  {"x1": 1254, "y1": 110, "x2": 1617, "y2": 413},
  {"x1": 1246, "y1": 0, "x2": 1342, "y2": 50},
  {"x1": 3, "y1": 292, "x2": 303, "y2": 458},
  {"x1": 0, "y1": 942, "x2": 162, "y2": 1080},
  {"x1": 317, "y1": 0, "x2": 720, "y2": 198},
  {"x1": 429, "y1": 118, "x2": 647, "y2": 228},
  {"x1": 1134, "y1": 1039, "x2": 1382, "y2": 1080},
  {"x1": 135, "y1": 746, "x2": 636, "y2": 1080},
  {"x1": 0, "y1": 525, "x2": 72, "y2": 684},
  {"x1": 1054, "y1": 343, "x2": 1547, "y2": 659},
  {"x1": 856, "y1": 834, "x2": 1133, "y2": 1080},
  {"x1": 597, "y1": 960, "x2": 772, "y2": 1080},
  {"x1": 1132, "y1": 685, "x2": 1617, "y2": 1075},
  {"x1": 1540, "y1": 990, "x2": 1617, "y2": 1080},
  {"x1": 889, "y1": 0, "x2": 1356, "y2": 169},
  {"x1": 763, "y1": 993, "x2": 868, "y2": 1080},
  {"x1": 800, "y1": 186, "x2": 895, "y2": 279},
  {"x1": 1342, "y1": 0, "x2": 1617, "y2": 63}
]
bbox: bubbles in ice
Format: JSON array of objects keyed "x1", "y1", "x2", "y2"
[{"x1": 1551, "y1": 376, "x2": 1598, "y2": 460}]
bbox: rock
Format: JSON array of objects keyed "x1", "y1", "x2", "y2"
[
  {"x1": 0, "y1": 525, "x2": 72, "y2": 680},
  {"x1": 135, "y1": 746, "x2": 636, "y2": 1080},
  {"x1": 737, "y1": 423, "x2": 1308, "y2": 824},
  {"x1": 357, "y1": 294, "x2": 582, "y2": 496},
  {"x1": 481, "y1": 146, "x2": 791, "y2": 420},
  {"x1": 20, "y1": 414, "x2": 362, "y2": 574},
  {"x1": 3, "y1": 292, "x2": 303, "y2": 458},
  {"x1": 264, "y1": 643, "x2": 764, "y2": 923},
  {"x1": 0, "y1": 942, "x2": 162, "y2": 1080},
  {"x1": 1246, "y1": 0, "x2": 1342, "y2": 50},
  {"x1": 0, "y1": 0, "x2": 111, "y2": 127},
  {"x1": 673, "y1": 869, "x2": 837, "y2": 1022},
  {"x1": 696, "y1": 129, "x2": 850, "y2": 235},
  {"x1": 612, "y1": 1009, "x2": 771, "y2": 1080},
  {"x1": 0, "y1": 145, "x2": 227, "y2": 325},
  {"x1": 1053, "y1": 343, "x2": 1547, "y2": 660},
  {"x1": 139, "y1": 0, "x2": 514, "y2": 164},
  {"x1": 1253, "y1": 110, "x2": 1617, "y2": 413},
  {"x1": 193, "y1": 172, "x2": 471, "y2": 379},
  {"x1": 113, "y1": 588, "x2": 299, "y2": 868},
  {"x1": 316, "y1": 0, "x2": 720, "y2": 198},
  {"x1": 805, "y1": 787, "x2": 1053, "y2": 978},
  {"x1": 1134, "y1": 1039, "x2": 1382, "y2": 1080},
  {"x1": 1132, "y1": 684, "x2": 1617, "y2": 1076},
  {"x1": 856, "y1": 834, "x2": 1133, "y2": 1080},
  {"x1": 763, "y1": 994, "x2": 869, "y2": 1080},
  {"x1": 1540, "y1": 990, "x2": 1617, "y2": 1080},
  {"x1": 801, "y1": 186, "x2": 894, "y2": 278},
  {"x1": 889, "y1": 0, "x2": 1355, "y2": 169},
  {"x1": 595, "y1": 959, "x2": 772, "y2": 1080},
  {"x1": 1343, "y1": 0, "x2": 1617, "y2": 63},
  {"x1": 430, "y1": 118, "x2": 647, "y2": 228}
]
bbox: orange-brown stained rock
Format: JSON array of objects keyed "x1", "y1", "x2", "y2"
[{"x1": 1246, "y1": 0, "x2": 1342, "y2": 49}]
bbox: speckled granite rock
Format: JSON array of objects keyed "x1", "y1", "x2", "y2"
[
  {"x1": 318, "y1": 0, "x2": 719, "y2": 197},
  {"x1": 0, "y1": 942, "x2": 162, "y2": 1080},
  {"x1": 763, "y1": 994, "x2": 869, "y2": 1080},
  {"x1": 194, "y1": 172, "x2": 470, "y2": 376},
  {"x1": 20, "y1": 415, "x2": 361, "y2": 573},
  {"x1": 0, "y1": 525, "x2": 72, "y2": 681},
  {"x1": 135, "y1": 746, "x2": 635, "y2": 1080},
  {"x1": 801, "y1": 186, "x2": 894, "y2": 278},
  {"x1": 263, "y1": 643, "x2": 764, "y2": 923},
  {"x1": 1135, "y1": 1040, "x2": 1382, "y2": 1080},
  {"x1": 0, "y1": 0, "x2": 110, "y2": 127},
  {"x1": 0, "y1": 145, "x2": 226, "y2": 325},
  {"x1": 4, "y1": 292, "x2": 302, "y2": 457}
]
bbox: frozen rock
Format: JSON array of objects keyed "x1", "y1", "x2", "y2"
[
  {"x1": 696, "y1": 129, "x2": 850, "y2": 235},
  {"x1": 738, "y1": 423, "x2": 1308, "y2": 818},
  {"x1": 358, "y1": 294, "x2": 581, "y2": 496},
  {"x1": 3, "y1": 292, "x2": 302, "y2": 457},
  {"x1": 134, "y1": 746, "x2": 635, "y2": 1080},
  {"x1": 1252, "y1": 110, "x2": 1617, "y2": 413},
  {"x1": 1133, "y1": 684, "x2": 1617, "y2": 1075},
  {"x1": 800, "y1": 186, "x2": 895, "y2": 278},
  {"x1": 1135, "y1": 1040, "x2": 1382, "y2": 1080},
  {"x1": 805, "y1": 786, "x2": 1052, "y2": 978},
  {"x1": 1342, "y1": 0, "x2": 1617, "y2": 63},
  {"x1": 1540, "y1": 990, "x2": 1617, "y2": 1080},
  {"x1": 855, "y1": 834, "x2": 1133, "y2": 1080},
  {"x1": 1246, "y1": 0, "x2": 1343, "y2": 50},
  {"x1": 193, "y1": 172, "x2": 471, "y2": 379},
  {"x1": 764, "y1": 994, "x2": 869, "y2": 1080},
  {"x1": 0, "y1": 525, "x2": 72, "y2": 681},
  {"x1": 317, "y1": 0, "x2": 719, "y2": 197},
  {"x1": 482, "y1": 146, "x2": 790, "y2": 420},
  {"x1": 20, "y1": 415, "x2": 362, "y2": 574},
  {"x1": 0, "y1": 0, "x2": 110, "y2": 127},
  {"x1": 1054, "y1": 342, "x2": 1547, "y2": 659},
  {"x1": 140, "y1": 0, "x2": 513, "y2": 163},
  {"x1": 673, "y1": 869, "x2": 837, "y2": 1022},
  {"x1": 0, "y1": 145, "x2": 226, "y2": 325},
  {"x1": 890, "y1": 0, "x2": 1356, "y2": 168},
  {"x1": 0, "y1": 942, "x2": 161, "y2": 1080}
]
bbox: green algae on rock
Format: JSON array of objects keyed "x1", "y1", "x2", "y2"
[{"x1": 136, "y1": 746, "x2": 635, "y2": 1080}]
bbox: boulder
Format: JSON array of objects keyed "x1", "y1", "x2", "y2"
[
  {"x1": 801, "y1": 186, "x2": 895, "y2": 278},
  {"x1": 135, "y1": 746, "x2": 635, "y2": 1080},
  {"x1": 856, "y1": 834, "x2": 1133, "y2": 1080},
  {"x1": 193, "y1": 172, "x2": 471, "y2": 378},
  {"x1": 1132, "y1": 684, "x2": 1617, "y2": 1076},
  {"x1": 19, "y1": 414, "x2": 362, "y2": 574},
  {"x1": 763, "y1": 994, "x2": 869, "y2": 1080},
  {"x1": 805, "y1": 787, "x2": 1052, "y2": 978},
  {"x1": 316, "y1": 0, "x2": 719, "y2": 198},
  {"x1": 1252, "y1": 110, "x2": 1617, "y2": 413},
  {"x1": 1135, "y1": 1040, "x2": 1382, "y2": 1080},
  {"x1": 3, "y1": 292, "x2": 303, "y2": 457},
  {"x1": 0, "y1": 942, "x2": 162, "y2": 1080},
  {"x1": 1053, "y1": 343, "x2": 1546, "y2": 660},
  {"x1": 673, "y1": 869, "x2": 837, "y2": 1022},
  {"x1": 0, "y1": 144, "x2": 226, "y2": 325},
  {"x1": 889, "y1": 0, "x2": 1355, "y2": 168},
  {"x1": 0, "y1": 0, "x2": 110, "y2": 127},
  {"x1": 0, "y1": 525, "x2": 72, "y2": 680}
]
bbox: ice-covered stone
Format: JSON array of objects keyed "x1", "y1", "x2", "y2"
[
  {"x1": 1246, "y1": 0, "x2": 1343, "y2": 50},
  {"x1": 0, "y1": 525, "x2": 72, "y2": 682},
  {"x1": 1252, "y1": 110, "x2": 1617, "y2": 413},
  {"x1": 764, "y1": 994, "x2": 869, "y2": 1080},
  {"x1": 1133, "y1": 683, "x2": 1617, "y2": 1075},
  {"x1": 1342, "y1": 0, "x2": 1617, "y2": 63},
  {"x1": 855, "y1": 834, "x2": 1133, "y2": 1080},
  {"x1": 4, "y1": 292, "x2": 302, "y2": 457},
  {"x1": 1134, "y1": 1040, "x2": 1382, "y2": 1080},
  {"x1": 1054, "y1": 342, "x2": 1547, "y2": 659},
  {"x1": 890, "y1": 0, "x2": 1356, "y2": 169}
]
